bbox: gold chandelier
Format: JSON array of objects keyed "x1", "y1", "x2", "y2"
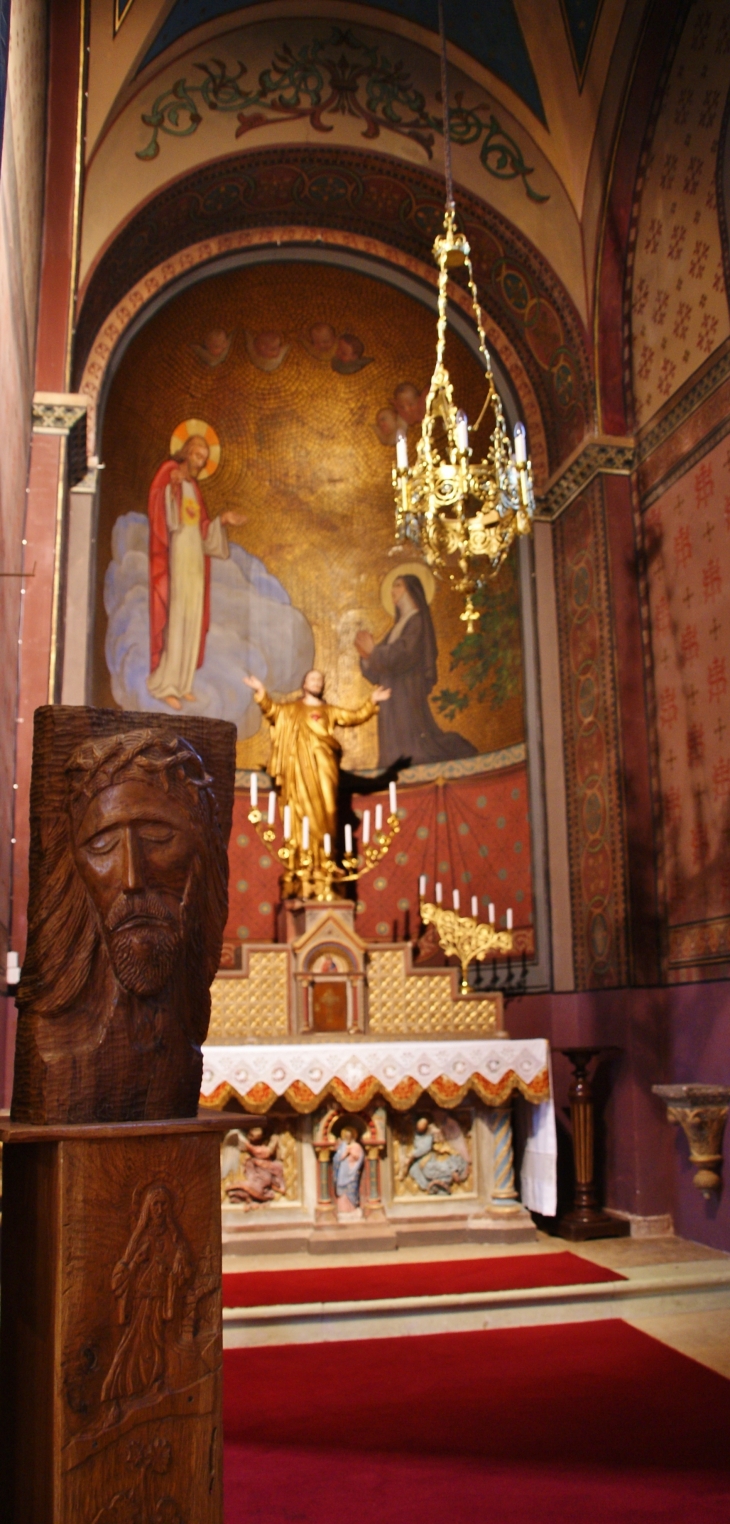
[{"x1": 391, "y1": 5, "x2": 535, "y2": 633}]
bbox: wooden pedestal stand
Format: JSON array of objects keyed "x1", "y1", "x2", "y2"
[
  {"x1": 0, "y1": 1115, "x2": 228, "y2": 1524},
  {"x1": 557, "y1": 1047, "x2": 630, "y2": 1241}
]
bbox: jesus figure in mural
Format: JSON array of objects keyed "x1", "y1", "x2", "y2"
[
  {"x1": 147, "y1": 434, "x2": 246, "y2": 710},
  {"x1": 243, "y1": 670, "x2": 391, "y2": 875}
]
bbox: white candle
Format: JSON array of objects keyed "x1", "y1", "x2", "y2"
[
  {"x1": 250, "y1": 772, "x2": 258, "y2": 808},
  {"x1": 513, "y1": 421, "x2": 527, "y2": 465},
  {"x1": 283, "y1": 805, "x2": 291, "y2": 840},
  {"x1": 344, "y1": 823, "x2": 353, "y2": 855},
  {"x1": 452, "y1": 889, "x2": 460, "y2": 911},
  {"x1": 455, "y1": 410, "x2": 469, "y2": 453},
  {"x1": 471, "y1": 895, "x2": 478, "y2": 918},
  {"x1": 419, "y1": 874, "x2": 427, "y2": 897},
  {"x1": 267, "y1": 790, "x2": 276, "y2": 825},
  {"x1": 489, "y1": 902, "x2": 495, "y2": 924},
  {"x1": 506, "y1": 907, "x2": 513, "y2": 930},
  {"x1": 435, "y1": 882, "x2": 443, "y2": 904},
  {"x1": 389, "y1": 781, "x2": 397, "y2": 813},
  {"x1": 395, "y1": 432, "x2": 408, "y2": 471},
  {"x1": 302, "y1": 815, "x2": 310, "y2": 850},
  {"x1": 324, "y1": 833, "x2": 332, "y2": 858},
  {"x1": 375, "y1": 803, "x2": 383, "y2": 832},
  {"x1": 363, "y1": 810, "x2": 371, "y2": 845}
]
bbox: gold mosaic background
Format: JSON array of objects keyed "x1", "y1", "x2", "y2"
[{"x1": 96, "y1": 261, "x2": 525, "y2": 768}]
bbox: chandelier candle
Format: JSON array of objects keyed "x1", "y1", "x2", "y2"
[
  {"x1": 267, "y1": 789, "x2": 276, "y2": 826},
  {"x1": 302, "y1": 815, "x2": 310, "y2": 851},
  {"x1": 283, "y1": 805, "x2": 291, "y2": 840},
  {"x1": 435, "y1": 882, "x2": 443, "y2": 905},
  {"x1": 324, "y1": 833, "x2": 332, "y2": 859},
  {"x1": 389, "y1": 782, "x2": 397, "y2": 814},
  {"x1": 489, "y1": 902, "x2": 496, "y2": 924},
  {"x1": 250, "y1": 772, "x2": 258, "y2": 809},
  {"x1": 471, "y1": 895, "x2": 478, "y2": 917},
  {"x1": 375, "y1": 804, "x2": 383, "y2": 833},
  {"x1": 363, "y1": 810, "x2": 371, "y2": 845},
  {"x1": 506, "y1": 908, "x2": 513, "y2": 930},
  {"x1": 344, "y1": 824, "x2": 353, "y2": 856},
  {"x1": 453, "y1": 889, "x2": 460, "y2": 911},
  {"x1": 419, "y1": 875, "x2": 427, "y2": 896}
]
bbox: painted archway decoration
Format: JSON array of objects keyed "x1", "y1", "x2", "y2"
[{"x1": 74, "y1": 146, "x2": 593, "y2": 471}]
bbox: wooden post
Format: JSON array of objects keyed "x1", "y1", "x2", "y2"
[
  {"x1": 0, "y1": 1116, "x2": 228, "y2": 1523},
  {"x1": 557, "y1": 1046, "x2": 630, "y2": 1240}
]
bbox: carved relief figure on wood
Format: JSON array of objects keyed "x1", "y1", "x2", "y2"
[
  {"x1": 12, "y1": 712, "x2": 234, "y2": 1124},
  {"x1": 101, "y1": 1184, "x2": 192, "y2": 1426}
]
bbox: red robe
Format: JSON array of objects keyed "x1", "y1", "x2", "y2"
[{"x1": 148, "y1": 458, "x2": 213, "y2": 674}]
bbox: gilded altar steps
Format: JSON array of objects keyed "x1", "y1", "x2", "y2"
[{"x1": 221, "y1": 1260, "x2": 730, "y2": 1349}]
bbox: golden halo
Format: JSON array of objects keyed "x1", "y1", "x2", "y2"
[
  {"x1": 169, "y1": 418, "x2": 221, "y2": 481},
  {"x1": 380, "y1": 561, "x2": 436, "y2": 613}
]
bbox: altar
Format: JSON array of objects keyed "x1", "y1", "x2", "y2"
[{"x1": 201, "y1": 1028, "x2": 556, "y2": 1245}]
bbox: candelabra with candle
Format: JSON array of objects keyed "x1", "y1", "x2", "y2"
[
  {"x1": 419, "y1": 886, "x2": 513, "y2": 994},
  {"x1": 246, "y1": 776, "x2": 402, "y2": 902}
]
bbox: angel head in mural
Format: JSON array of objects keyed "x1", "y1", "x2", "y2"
[
  {"x1": 374, "y1": 406, "x2": 405, "y2": 448},
  {"x1": 244, "y1": 328, "x2": 291, "y2": 371},
  {"x1": 393, "y1": 381, "x2": 428, "y2": 427},
  {"x1": 300, "y1": 321, "x2": 337, "y2": 360},
  {"x1": 146, "y1": 421, "x2": 246, "y2": 711},
  {"x1": 331, "y1": 332, "x2": 373, "y2": 375},
  {"x1": 355, "y1": 565, "x2": 477, "y2": 769},
  {"x1": 400, "y1": 1114, "x2": 470, "y2": 1195},
  {"x1": 190, "y1": 328, "x2": 234, "y2": 367}
]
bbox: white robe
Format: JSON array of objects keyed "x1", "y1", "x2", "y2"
[{"x1": 147, "y1": 481, "x2": 228, "y2": 702}]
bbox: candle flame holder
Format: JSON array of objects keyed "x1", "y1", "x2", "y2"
[
  {"x1": 420, "y1": 900, "x2": 513, "y2": 994},
  {"x1": 247, "y1": 802, "x2": 401, "y2": 902}
]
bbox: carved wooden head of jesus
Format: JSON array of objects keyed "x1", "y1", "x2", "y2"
[{"x1": 11, "y1": 721, "x2": 233, "y2": 1124}]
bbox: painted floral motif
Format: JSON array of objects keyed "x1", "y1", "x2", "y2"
[
  {"x1": 630, "y1": 1, "x2": 730, "y2": 425},
  {"x1": 645, "y1": 436, "x2": 730, "y2": 945},
  {"x1": 135, "y1": 29, "x2": 548, "y2": 203}
]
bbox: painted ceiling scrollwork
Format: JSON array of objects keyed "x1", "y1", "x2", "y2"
[
  {"x1": 74, "y1": 147, "x2": 592, "y2": 471},
  {"x1": 135, "y1": 28, "x2": 548, "y2": 208}
]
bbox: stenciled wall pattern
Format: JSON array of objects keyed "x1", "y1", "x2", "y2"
[
  {"x1": 630, "y1": 0, "x2": 730, "y2": 428},
  {"x1": 645, "y1": 432, "x2": 730, "y2": 979}
]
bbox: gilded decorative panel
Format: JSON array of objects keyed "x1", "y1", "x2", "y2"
[
  {"x1": 208, "y1": 952, "x2": 289, "y2": 1040},
  {"x1": 367, "y1": 948, "x2": 501, "y2": 1034}
]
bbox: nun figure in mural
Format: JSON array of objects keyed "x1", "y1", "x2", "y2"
[
  {"x1": 332, "y1": 1127, "x2": 365, "y2": 1218},
  {"x1": 146, "y1": 423, "x2": 246, "y2": 711},
  {"x1": 355, "y1": 568, "x2": 477, "y2": 769}
]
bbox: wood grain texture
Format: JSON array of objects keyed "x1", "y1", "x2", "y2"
[
  {"x1": 0, "y1": 1126, "x2": 223, "y2": 1522},
  {"x1": 12, "y1": 706, "x2": 235, "y2": 1124}
]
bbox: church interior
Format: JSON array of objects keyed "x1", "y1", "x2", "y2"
[{"x1": 1, "y1": 1, "x2": 730, "y2": 1520}]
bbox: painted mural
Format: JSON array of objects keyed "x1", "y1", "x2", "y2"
[{"x1": 95, "y1": 261, "x2": 525, "y2": 775}]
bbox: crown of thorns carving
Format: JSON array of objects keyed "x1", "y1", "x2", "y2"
[{"x1": 65, "y1": 729, "x2": 214, "y2": 806}]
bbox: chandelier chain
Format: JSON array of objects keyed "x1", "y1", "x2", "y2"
[{"x1": 437, "y1": 0, "x2": 454, "y2": 209}]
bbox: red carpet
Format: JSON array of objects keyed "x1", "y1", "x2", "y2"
[
  {"x1": 222, "y1": 1250, "x2": 623, "y2": 1306},
  {"x1": 223, "y1": 1322, "x2": 730, "y2": 1522}
]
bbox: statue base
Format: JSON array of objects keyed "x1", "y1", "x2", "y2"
[{"x1": 0, "y1": 1116, "x2": 229, "y2": 1524}]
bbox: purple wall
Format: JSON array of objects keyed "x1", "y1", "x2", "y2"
[{"x1": 508, "y1": 981, "x2": 730, "y2": 1251}]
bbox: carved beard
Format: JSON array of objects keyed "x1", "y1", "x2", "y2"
[{"x1": 104, "y1": 889, "x2": 186, "y2": 998}]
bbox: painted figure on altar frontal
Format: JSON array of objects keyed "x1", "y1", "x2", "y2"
[
  {"x1": 12, "y1": 717, "x2": 233, "y2": 1125},
  {"x1": 147, "y1": 423, "x2": 246, "y2": 711},
  {"x1": 243, "y1": 669, "x2": 390, "y2": 874},
  {"x1": 222, "y1": 1126, "x2": 286, "y2": 1207},
  {"x1": 356, "y1": 566, "x2": 477, "y2": 768},
  {"x1": 401, "y1": 1116, "x2": 471, "y2": 1194},
  {"x1": 332, "y1": 1127, "x2": 365, "y2": 1217}
]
